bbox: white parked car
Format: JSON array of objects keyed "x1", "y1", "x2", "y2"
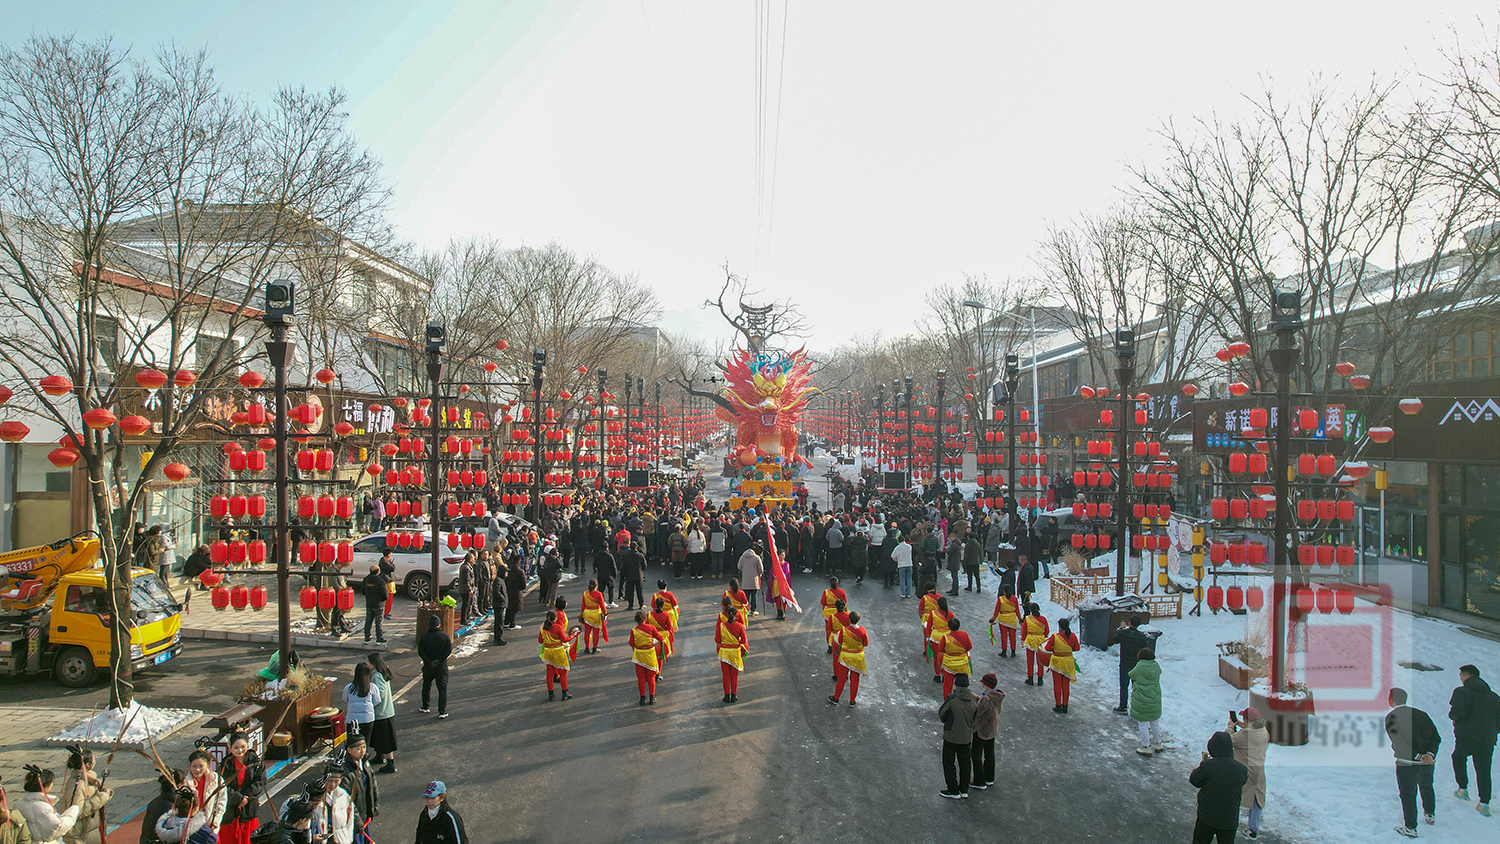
[{"x1": 348, "y1": 532, "x2": 466, "y2": 602}]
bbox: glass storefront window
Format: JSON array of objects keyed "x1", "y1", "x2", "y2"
[
  {"x1": 1384, "y1": 462, "x2": 1428, "y2": 508},
  {"x1": 1443, "y1": 465, "x2": 1464, "y2": 505},
  {"x1": 1466, "y1": 465, "x2": 1500, "y2": 510},
  {"x1": 1382, "y1": 510, "x2": 1428, "y2": 560}
]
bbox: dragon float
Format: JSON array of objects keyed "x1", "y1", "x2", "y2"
[{"x1": 708, "y1": 347, "x2": 818, "y2": 509}]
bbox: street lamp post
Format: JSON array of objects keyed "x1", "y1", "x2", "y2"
[
  {"x1": 531, "y1": 350, "x2": 545, "y2": 521},
  {"x1": 903, "y1": 375, "x2": 914, "y2": 489},
  {"x1": 424, "y1": 322, "x2": 445, "y2": 603},
  {"x1": 1267, "y1": 290, "x2": 1303, "y2": 694},
  {"x1": 636, "y1": 376, "x2": 645, "y2": 474},
  {"x1": 654, "y1": 382, "x2": 662, "y2": 471},
  {"x1": 1113, "y1": 330, "x2": 1137, "y2": 598},
  {"x1": 1004, "y1": 355, "x2": 1020, "y2": 535},
  {"x1": 933, "y1": 371, "x2": 947, "y2": 488},
  {"x1": 262, "y1": 279, "x2": 295, "y2": 678},
  {"x1": 876, "y1": 385, "x2": 886, "y2": 473},
  {"x1": 596, "y1": 368, "x2": 607, "y2": 488}
]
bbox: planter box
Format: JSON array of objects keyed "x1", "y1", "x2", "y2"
[
  {"x1": 250, "y1": 683, "x2": 332, "y2": 756},
  {"x1": 416, "y1": 604, "x2": 457, "y2": 647},
  {"x1": 1217, "y1": 655, "x2": 1252, "y2": 690},
  {"x1": 1250, "y1": 687, "x2": 1315, "y2": 747}
]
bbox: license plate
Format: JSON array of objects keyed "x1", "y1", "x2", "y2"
[{"x1": 153, "y1": 650, "x2": 173, "y2": 665}]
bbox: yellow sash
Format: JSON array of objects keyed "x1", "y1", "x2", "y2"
[
  {"x1": 1023, "y1": 617, "x2": 1048, "y2": 651},
  {"x1": 650, "y1": 612, "x2": 675, "y2": 657},
  {"x1": 941, "y1": 634, "x2": 972, "y2": 675},
  {"x1": 654, "y1": 591, "x2": 680, "y2": 628},
  {"x1": 539, "y1": 627, "x2": 571, "y2": 670},
  {"x1": 717, "y1": 623, "x2": 745, "y2": 671},
  {"x1": 630, "y1": 626, "x2": 660, "y2": 672},
  {"x1": 993, "y1": 596, "x2": 1019, "y2": 630},
  {"x1": 581, "y1": 592, "x2": 605, "y2": 629},
  {"x1": 821, "y1": 589, "x2": 839, "y2": 619},
  {"x1": 919, "y1": 594, "x2": 938, "y2": 626},
  {"x1": 1047, "y1": 634, "x2": 1077, "y2": 680},
  {"x1": 838, "y1": 625, "x2": 867, "y2": 674}
]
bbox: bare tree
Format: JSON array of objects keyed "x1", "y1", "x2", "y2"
[
  {"x1": 703, "y1": 263, "x2": 809, "y2": 353},
  {"x1": 0, "y1": 38, "x2": 391, "y2": 707}
]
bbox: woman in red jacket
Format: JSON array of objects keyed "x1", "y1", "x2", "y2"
[
  {"x1": 629, "y1": 611, "x2": 666, "y2": 706},
  {"x1": 580, "y1": 580, "x2": 608, "y2": 654},
  {"x1": 821, "y1": 577, "x2": 847, "y2": 653},
  {"x1": 1020, "y1": 602, "x2": 1051, "y2": 686},
  {"x1": 649, "y1": 596, "x2": 677, "y2": 676}
]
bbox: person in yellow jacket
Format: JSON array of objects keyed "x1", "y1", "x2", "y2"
[
  {"x1": 538, "y1": 609, "x2": 579, "y2": 701},
  {"x1": 630, "y1": 612, "x2": 666, "y2": 706},
  {"x1": 828, "y1": 611, "x2": 868, "y2": 706},
  {"x1": 717, "y1": 607, "x2": 749, "y2": 704},
  {"x1": 924, "y1": 595, "x2": 954, "y2": 684}
]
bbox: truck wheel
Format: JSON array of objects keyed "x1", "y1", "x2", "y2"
[
  {"x1": 53, "y1": 647, "x2": 97, "y2": 688},
  {"x1": 404, "y1": 572, "x2": 432, "y2": 602}
]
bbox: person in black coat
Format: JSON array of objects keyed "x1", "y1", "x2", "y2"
[
  {"x1": 415, "y1": 782, "x2": 466, "y2": 844},
  {"x1": 1385, "y1": 687, "x2": 1441, "y2": 834},
  {"x1": 138, "y1": 769, "x2": 185, "y2": 844},
  {"x1": 504, "y1": 553, "x2": 525, "y2": 629},
  {"x1": 594, "y1": 548, "x2": 618, "y2": 604},
  {"x1": 1189, "y1": 731, "x2": 1249, "y2": 843},
  {"x1": 618, "y1": 542, "x2": 645, "y2": 610},
  {"x1": 1449, "y1": 663, "x2": 1500, "y2": 808},
  {"x1": 1015, "y1": 556, "x2": 1037, "y2": 605},
  {"x1": 338, "y1": 732, "x2": 379, "y2": 834},
  {"x1": 1111, "y1": 616, "x2": 1155, "y2": 713},
  {"x1": 490, "y1": 558, "x2": 509, "y2": 645},
  {"x1": 417, "y1": 615, "x2": 453, "y2": 717},
  {"x1": 538, "y1": 549, "x2": 562, "y2": 608}
]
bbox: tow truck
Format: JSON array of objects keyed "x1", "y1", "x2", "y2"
[{"x1": 0, "y1": 533, "x2": 183, "y2": 687}]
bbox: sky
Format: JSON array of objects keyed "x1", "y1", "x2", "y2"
[{"x1": 3, "y1": 0, "x2": 1496, "y2": 351}]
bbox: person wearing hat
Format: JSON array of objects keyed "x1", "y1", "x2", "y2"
[
  {"x1": 288, "y1": 764, "x2": 350, "y2": 844},
  {"x1": 337, "y1": 734, "x2": 378, "y2": 843},
  {"x1": 937, "y1": 673, "x2": 979, "y2": 799},
  {"x1": 414, "y1": 782, "x2": 466, "y2": 844},
  {"x1": 970, "y1": 674, "x2": 1005, "y2": 790},
  {"x1": 417, "y1": 615, "x2": 453, "y2": 718},
  {"x1": 1230, "y1": 705, "x2": 1269, "y2": 838},
  {"x1": 1189, "y1": 731, "x2": 1248, "y2": 844},
  {"x1": 137, "y1": 769, "x2": 186, "y2": 844}
]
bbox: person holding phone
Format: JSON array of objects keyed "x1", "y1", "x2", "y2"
[
  {"x1": 1385, "y1": 688, "x2": 1441, "y2": 838},
  {"x1": 1230, "y1": 707, "x2": 1269, "y2": 838}
]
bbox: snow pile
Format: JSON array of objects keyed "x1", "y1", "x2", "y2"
[
  {"x1": 47, "y1": 702, "x2": 203, "y2": 748},
  {"x1": 1034, "y1": 571, "x2": 1499, "y2": 844},
  {"x1": 452, "y1": 632, "x2": 486, "y2": 659}
]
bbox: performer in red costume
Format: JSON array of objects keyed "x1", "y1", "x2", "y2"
[
  {"x1": 580, "y1": 580, "x2": 608, "y2": 654},
  {"x1": 649, "y1": 596, "x2": 677, "y2": 676},
  {"x1": 821, "y1": 577, "x2": 848, "y2": 654},
  {"x1": 717, "y1": 606, "x2": 749, "y2": 703},
  {"x1": 1042, "y1": 617, "x2": 1081, "y2": 713},
  {"x1": 828, "y1": 610, "x2": 868, "y2": 706},
  {"x1": 939, "y1": 616, "x2": 974, "y2": 698},
  {"x1": 630, "y1": 611, "x2": 666, "y2": 706}
]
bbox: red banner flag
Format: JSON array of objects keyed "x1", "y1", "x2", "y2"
[{"x1": 766, "y1": 523, "x2": 800, "y2": 612}]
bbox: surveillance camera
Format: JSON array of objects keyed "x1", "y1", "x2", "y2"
[{"x1": 265, "y1": 280, "x2": 295, "y2": 322}]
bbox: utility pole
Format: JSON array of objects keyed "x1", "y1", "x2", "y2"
[
  {"x1": 654, "y1": 382, "x2": 662, "y2": 471},
  {"x1": 530, "y1": 350, "x2": 545, "y2": 522},
  {"x1": 904, "y1": 375, "x2": 914, "y2": 490},
  {"x1": 596, "y1": 368, "x2": 607, "y2": 488},
  {"x1": 425, "y1": 323, "x2": 445, "y2": 601},
  {"x1": 1004, "y1": 354, "x2": 1020, "y2": 536},
  {"x1": 934, "y1": 372, "x2": 946, "y2": 489}
]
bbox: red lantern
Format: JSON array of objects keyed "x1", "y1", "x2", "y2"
[
  {"x1": 135, "y1": 369, "x2": 168, "y2": 389},
  {"x1": 1206, "y1": 586, "x2": 1224, "y2": 611},
  {"x1": 248, "y1": 540, "x2": 266, "y2": 564},
  {"x1": 1335, "y1": 588, "x2": 1355, "y2": 614},
  {"x1": 1368, "y1": 426, "x2": 1394, "y2": 443},
  {"x1": 1398, "y1": 398, "x2": 1423, "y2": 415},
  {"x1": 0, "y1": 420, "x2": 30, "y2": 442},
  {"x1": 1226, "y1": 586, "x2": 1244, "y2": 610},
  {"x1": 47, "y1": 448, "x2": 80, "y2": 468},
  {"x1": 173, "y1": 370, "x2": 197, "y2": 388},
  {"x1": 230, "y1": 585, "x2": 249, "y2": 610},
  {"x1": 1246, "y1": 587, "x2": 1264, "y2": 611},
  {"x1": 82, "y1": 407, "x2": 117, "y2": 430},
  {"x1": 163, "y1": 463, "x2": 191, "y2": 482},
  {"x1": 1334, "y1": 361, "x2": 1356, "y2": 377},
  {"x1": 1181, "y1": 383, "x2": 1198, "y2": 396},
  {"x1": 300, "y1": 587, "x2": 318, "y2": 610},
  {"x1": 1315, "y1": 588, "x2": 1335, "y2": 614},
  {"x1": 1228, "y1": 382, "x2": 1250, "y2": 397},
  {"x1": 318, "y1": 588, "x2": 336, "y2": 610},
  {"x1": 1295, "y1": 587, "x2": 1315, "y2": 612},
  {"x1": 298, "y1": 541, "x2": 317, "y2": 563},
  {"x1": 39, "y1": 374, "x2": 73, "y2": 396},
  {"x1": 211, "y1": 586, "x2": 231, "y2": 610},
  {"x1": 338, "y1": 588, "x2": 355, "y2": 611}
]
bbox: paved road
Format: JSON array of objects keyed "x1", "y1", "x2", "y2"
[{"x1": 346, "y1": 454, "x2": 1292, "y2": 844}]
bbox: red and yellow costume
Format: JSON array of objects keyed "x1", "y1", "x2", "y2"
[
  {"x1": 1043, "y1": 630, "x2": 1081, "y2": 706},
  {"x1": 821, "y1": 587, "x2": 848, "y2": 646},
  {"x1": 925, "y1": 609, "x2": 954, "y2": 674},
  {"x1": 649, "y1": 605, "x2": 677, "y2": 671},
  {"x1": 939, "y1": 628, "x2": 974, "y2": 698},
  {"x1": 833, "y1": 623, "x2": 868, "y2": 703},
  {"x1": 716, "y1": 618, "x2": 749, "y2": 695},
  {"x1": 828, "y1": 609, "x2": 851, "y2": 661},
  {"x1": 1021, "y1": 614, "x2": 1051, "y2": 678},
  {"x1": 580, "y1": 589, "x2": 608, "y2": 650},
  {"x1": 653, "y1": 588, "x2": 680, "y2": 628},
  {"x1": 538, "y1": 619, "x2": 577, "y2": 691},
  {"x1": 725, "y1": 589, "x2": 749, "y2": 622},
  {"x1": 990, "y1": 593, "x2": 1020, "y2": 652},
  {"x1": 630, "y1": 621, "x2": 666, "y2": 696}
]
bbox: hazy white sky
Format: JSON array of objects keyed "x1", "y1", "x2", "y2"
[{"x1": 6, "y1": 1, "x2": 1496, "y2": 349}]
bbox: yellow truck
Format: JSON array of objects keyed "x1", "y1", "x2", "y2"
[{"x1": 0, "y1": 533, "x2": 183, "y2": 687}]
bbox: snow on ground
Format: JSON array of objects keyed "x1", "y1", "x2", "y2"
[
  {"x1": 1020, "y1": 560, "x2": 1496, "y2": 844},
  {"x1": 47, "y1": 701, "x2": 203, "y2": 748}
]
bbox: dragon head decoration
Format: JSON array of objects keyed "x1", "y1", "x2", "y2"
[{"x1": 717, "y1": 346, "x2": 818, "y2": 468}]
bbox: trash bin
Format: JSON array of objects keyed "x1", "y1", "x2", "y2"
[{"x1": 1078, "y1": 595, "x2": 1148, "y2": 651}]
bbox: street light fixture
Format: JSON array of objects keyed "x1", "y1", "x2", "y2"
[
  {"x1": 965, "y1": 300, "x2": 1041, "y2": 466},
  {"x1": 261, "y1": 280, "x2": 295, "y2": 678}
]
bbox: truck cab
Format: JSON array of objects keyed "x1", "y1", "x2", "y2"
[{"x1": 1, "y1": 535, "x2": 184, "y2": 687}]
